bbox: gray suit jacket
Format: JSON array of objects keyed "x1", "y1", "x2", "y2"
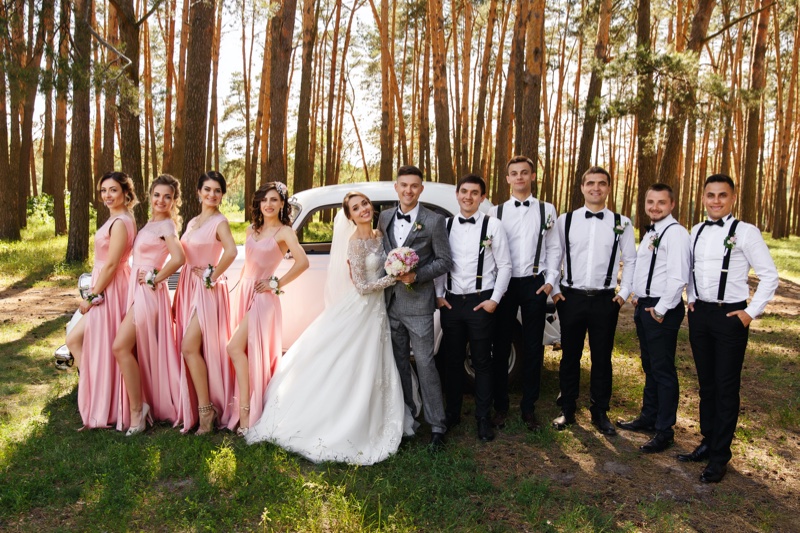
[{"x1": 379, "y1": 204, "x2": 453, "y2": 316}]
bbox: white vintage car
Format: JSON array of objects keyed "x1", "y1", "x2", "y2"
[{"x1": 55, "y1": 182, "x2": 560, "y2": 382}]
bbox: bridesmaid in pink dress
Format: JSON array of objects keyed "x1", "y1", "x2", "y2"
[
  {"x1": 227, "y1": 182, "x2": 309, "y2": 435},
  {"x1": 112, "y1": 175, "x2": 186, "y2": 435},
  {"x1": 173, "y1": 171, "x2": 238, "y2": 434},
  {"x1": 65, "y1": 171, "x2": 137, "y2": 429}
]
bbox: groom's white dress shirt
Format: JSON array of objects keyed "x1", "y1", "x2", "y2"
[{"x1": 392, "y1": 203, "x2": 420, "y2": 246}]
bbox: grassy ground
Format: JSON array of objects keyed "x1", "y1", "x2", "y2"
[{"x1": 0, "y1": 219, "x2": 798, "y2": 532}]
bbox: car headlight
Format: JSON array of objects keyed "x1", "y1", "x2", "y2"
[{"x1": 78, "y1": 273, "x2": 92, "y2": 300}]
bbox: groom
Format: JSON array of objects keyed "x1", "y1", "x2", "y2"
[{"x1": 379, "y1": 165, "x2": 453, "y2": 450}]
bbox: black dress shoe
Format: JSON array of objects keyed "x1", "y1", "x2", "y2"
[
  {"x1": 552, "y1": 411, "x2": 576, "y2": 431},
  {"x1": 477, "y1": 417, "x2": 495, "y2": 442},
  {"x1": 700, "y1": 462, "x2": 727, "y2": 483},
  {"x1": 676, "y1": 442, "x2": 710, "y2": 463},
  {"x1": 445, "y1": 414, "x2": 461, "y2": 430},
  {"x1": 639, "y1": 433, "x2": 674, "y2": 453},
  {"x1": 591, "y1": 413, "x2": 617, "y2": 435},
  {"x1": 428, "y1": 432, "x2": 445, "y2": 452},
  {"x1": 521, "y1": 411, "x2": 541, "y2": 431},
  {"x1": 491, "y1": 410, "x2": 507, "y2": 429},
  {"x1": 616, "y1": 416, "x2": 656, "y2": 433}
]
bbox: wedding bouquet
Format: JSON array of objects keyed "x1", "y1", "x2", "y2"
[{"x1": 385, "y1": 246, "x2": 419, "y2": 290}]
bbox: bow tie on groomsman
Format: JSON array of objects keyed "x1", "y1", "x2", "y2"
[
  {"x1": 396, "y1": 211, "x2": 411, "y2": 223},
  {"x1": 585, "y1": 211, "x2": 604, "y2": 220},
  {"x1": 704, "y1": 219, "x2": 725, "y2": 227},
  {"x1": 645, "y1": 224, "x2": 656, "y2": 233},
  {"x1": 514, "y1": 200, "x2": 530, "y2": 207},
  {"x1": 458, "y1": 217, "x2": 476, "y2": 224}
]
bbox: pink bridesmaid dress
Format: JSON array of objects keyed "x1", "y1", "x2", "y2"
[
  {"x1": 227, "y1": 228, "x2": 284, "y2": 430},
  {"x1": 117, "y1": 219, "x2": 182, "y2": 430},
  {"x1": 173, "y1": 212, "x2": 235, "y2": 432},
  {"x1": 78, "y1": 213, "x2": 136, "y2": 428}
]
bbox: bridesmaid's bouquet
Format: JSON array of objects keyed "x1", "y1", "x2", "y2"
[{"x1": 385, "y1": 246, "x2": 419, "y2": 290}]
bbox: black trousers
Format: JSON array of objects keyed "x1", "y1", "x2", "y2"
[
  {"x1": 688, "y1": 300, "x2": 749, "y2": 466},
  {"x1": 492, "y1": 274, "x2": 548, "y2": 415},
  {"x1": 441, "y1": 290, "x2": 495, "y2": 420},
  {"x1": 634, "y1": 297, "x2": 685, "y2": 439},
  {"x1": 555, "y1": 287, "x2": 620, "y2": 415}
]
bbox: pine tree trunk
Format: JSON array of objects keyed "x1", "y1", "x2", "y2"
[
  {"x1": 293, "y1": 0, "x2": 317, "y2": 193},
  {"x1": 471, "y1": 0, "x2": 497, "y2": 175},
  {"x1": 66, "y1": 0, "x2": 93, "y2": 262},
  {"x1": 772, "y1": 3, "x2": 796, "y2": 239},
  {"x1": 519, "y1": 0, "x2": 544, "y2": 164},
  {"x1": 51, "y1": 0, "x2": 69, "y2": 235},
  {"x1": 428, "y1": 0, "x2": 454, "y2": 183},
  {"x1": 0, "y1": 33, "x2": 16, "y2": 240},
  {"x1": 266, "y1": 0, "x2": 298, "y2": 184},
  {"x1": 378, "y1": 0, "x2": 393, "y2": 181},
  {"x1": 635, "y1": 0, "x2": 657, "y2": 229}
]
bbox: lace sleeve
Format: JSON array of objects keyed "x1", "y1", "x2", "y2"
[{"x1": 347, "y1": 240, "x2": 396, "y2": 295}]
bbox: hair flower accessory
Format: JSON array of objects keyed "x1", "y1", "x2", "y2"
[
  {"x1": 268, "y1": 275, "x2": 283, "y2": 295},
  {"x1": 613, "y1": 221, "x2": 629, "y2": 235},
  {"x1": 275, "y1": 181, "x2": 289, "y2": 199},
  {"x1": 203, "y1": 264, "x2": 216, "y2": 288},
  {"x1": 145, "y1": 268, "x2": 159, "y2": 290},
  {"x1": 724, "y1": 234, "x2": 737, "y2": 250}
]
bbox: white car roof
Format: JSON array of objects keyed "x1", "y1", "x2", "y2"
[{"x1": 289, "y1": 181, "x2": 493, "y2": 221}]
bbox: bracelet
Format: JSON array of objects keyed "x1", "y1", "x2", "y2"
[{"x1": 85, "y1": 293, "x2": 104, "y2": 305}]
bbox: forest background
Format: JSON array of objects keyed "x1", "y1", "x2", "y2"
[{"x1": 0, "y1": 0, "x2": 798, "y2": 260}]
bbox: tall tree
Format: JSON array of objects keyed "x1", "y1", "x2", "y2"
[
  {"x1": 293, "y1": 0, "x2": 318, "y2": 192},
  {"x1": 570, "y1": 0, "x2": 612, "y2": 210},
  {"x1": 740, "y1": 0, "x2": 770, "y2": 224},
  {"x1": 518, "y1": 0, "x2": 545, "y2": 162},
  {"x1": 771, "y1": 3, "x2": 795, "y2": 239},
  {"x1": 635, "y1": 0, "x2": 657, "y2": 230},
  {"x1": 428, "y1": 0, "x2": 454, "y2": 183},
  {"x1": 179, "y1": 0, "x2": 216, "y2": 230},
  {"x1": 0, "y1": 29, "x2": 14, "y2": 240},
  {"x1": 471, "y1": 0, "x2": 498, "y2": 175},
  {"x1": 378, "y1": 0, "x2": 393, "y2": 181},
  {"x1": 66, "y1": 0, "x2": 93, "y2": 262},
  {"x1": 51, "y1": 0, "x2": 69, "y2": 235},
  {"x1": 265, "y1": 0, "x2": 298, "y2": 183}
]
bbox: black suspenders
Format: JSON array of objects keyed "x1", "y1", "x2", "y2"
[
  {"x1": 603, "y1": 213, "x2": 622, "y2": 288},
  {"x1": 565, "y1": 211, "x2": 622, "y2": 288},
  {"x1": 692, "y1": 218, "x2": 740, "y2": 301},
  {"x1": 446, "y1": 215, "x2": 491, "y2": 292},
  {"x1": 644, "y1": 222, "x2": 678, "y2": 296}
]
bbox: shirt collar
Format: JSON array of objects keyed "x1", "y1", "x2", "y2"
[
  {"x1": 398, "y1": 202, "x2": 420, "y2": 220},
  {"x1": 652, "y1": 214, "x2": 676, "y2": 232}
]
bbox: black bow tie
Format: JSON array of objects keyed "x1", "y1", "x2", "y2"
[
  {"x1": 458, "y1": 216, "x2": 476, "y2": 224},
  {"x1": 645, "y1": 224, "x2": 656, "y2": 233},
  {"x1": 585, "y1": 211, "x2": 604, "y2": 220},
  {"x1": 704, "y1": 219, "x2": 725, "y2": 227},
  {"x1": 515, "y1": 200, "x2": 530, "y2": 207},
  {"x1": 396, "y1": 211, "x2": 411, "y2": 223}
]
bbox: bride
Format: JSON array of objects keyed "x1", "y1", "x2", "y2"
[{"x1": 246, "y1": 191, "x2": 415, "y2": 464}]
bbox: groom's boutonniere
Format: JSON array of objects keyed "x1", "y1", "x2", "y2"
[
  {"x1": 724, "y1": 234, "x2": 737, "y2": 250},
  {"x1": 480, "y1": 235, "x2": 493, "y2": 252},
  {"x1": 413, "y1": 221, "x2": 424, "y2": 232},
  {"x1": 613, "y1": 221, "x2": 629, "y2": 236}
]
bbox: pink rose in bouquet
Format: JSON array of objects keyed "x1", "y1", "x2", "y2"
[{"x1": 385, "y1": 246, "x2": 420, "y2": 290}]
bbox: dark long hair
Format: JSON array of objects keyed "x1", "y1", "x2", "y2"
[{"x1": 251, "y1": 182, "x2": 291, "y2": 231}]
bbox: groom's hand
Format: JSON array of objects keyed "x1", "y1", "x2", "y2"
[
  {"x1": 398, "y1": 271, "x2": 417, "y2": 284},
  {"x1": 437, "y1": 297, "x2": 451, "y2": 309}
]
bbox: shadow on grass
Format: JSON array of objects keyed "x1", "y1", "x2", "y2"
[{"x1": 0, "y1": 316, "x2": 69, "y2": 398}]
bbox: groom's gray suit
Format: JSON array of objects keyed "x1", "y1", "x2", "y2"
[{"x1": 379, "y1": 205, "x2": 452, "y2": 434}]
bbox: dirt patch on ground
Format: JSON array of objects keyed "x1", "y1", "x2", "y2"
[{"x1": 0, "y1": 285, "x2": 78, "y2": 326}]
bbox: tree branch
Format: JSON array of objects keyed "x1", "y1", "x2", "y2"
[
  {"x1": 137, "y1": 0, "x2": 167, "y2": 27},
  {"x1": 85, "y1": 21, "x2": 133, "y2": 79},
  {"x1": 704, "y1": 1, "x2": 775, "y2": 43}
]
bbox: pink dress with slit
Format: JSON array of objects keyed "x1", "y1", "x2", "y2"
[
  {"x1": 78, "y1": 213, "x2": 136, "y2": 429},
  {"x1": 173, "y1": 212, "x2": 235, "y2": 432},
  {"x1": 117, "y1": 219, "x2": 182, "y2": 430},
  {"x1": 227, "y1": 228, "x2": 284, "y2": 430}
]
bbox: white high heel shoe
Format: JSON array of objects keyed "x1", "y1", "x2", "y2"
[{"x1": 126, "y1": 403, "x2": 152, "y2": 437}]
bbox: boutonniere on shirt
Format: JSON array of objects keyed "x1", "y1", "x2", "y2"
[
  {"x1": 613, "y1": 221, "x2": 629, "y2": 236},
  {"x1": 544, "y1": 214, "x2": 554, "y2": 231},
  {"x1": 480, "y1": 235, "x2": 493, "y2": 252},
  {"x1": 647, "y1": 234, "x2": 661, "y2": 251},
  {"x1": 724, "y1": 234, "x2": 737, "y2": 250},
  {"x1": 413, "y1": 221, "x2": 424, "y2": 232}
]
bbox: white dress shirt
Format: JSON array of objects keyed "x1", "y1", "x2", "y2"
[
  {"x1": 487, "y1": 195, "x2": 561, "y2": 286},
  {"x1": 434, "y1": 211, "x2": 512, "y2": 304},
  {"x1": 392, "y1": 203, "x2": 420, "y2": 246},
  {"x1": 552, "y1": 206, "x2": 637, "y2": 301},
  {"x1": 687, "y1": 214, "x2": 778, "y2": 319},
  {"x1": 632, "y1": 214, "x2": 691, "y2": 315}
]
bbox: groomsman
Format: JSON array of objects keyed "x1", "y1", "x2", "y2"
[
  {"x1": 435, "y1": 174, "x2": 512, "y2": 442},
  {"x1": 488, "y1": 155, "x2": 560, "y2": 431},
  {"x1": 617, "y1": 183, "x2": 690, "y2": 453},
  {"x1": 682, "y1": 174, "x2": 777, "y2": 483},
  {"x1": 551, "y1": 166, "x2": 636, "y2": 435}
]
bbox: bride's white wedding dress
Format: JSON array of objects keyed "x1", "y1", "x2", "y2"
[{"x1": 246, "y1": 234, "x2": 414, "y2": 465}]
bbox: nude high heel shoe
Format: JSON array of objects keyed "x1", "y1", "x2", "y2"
[
  {"x1": 126, "y1": 403, "x2": 153, "y2": 437},
  {"x1": 196, "y1": 403, "x2": 219, "y2": 435}
]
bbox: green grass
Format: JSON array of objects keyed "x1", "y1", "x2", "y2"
[
  {"x1": 762, "y1": 234, "x2": 800, "y2": 283},
  {"x1": 1, "y1": 217, "x2": 800, "y2": 531}
]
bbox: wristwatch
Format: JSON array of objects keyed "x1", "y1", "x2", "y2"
[{"x1": 653, "y1": 310, "x2": 665, "y2": 320}]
